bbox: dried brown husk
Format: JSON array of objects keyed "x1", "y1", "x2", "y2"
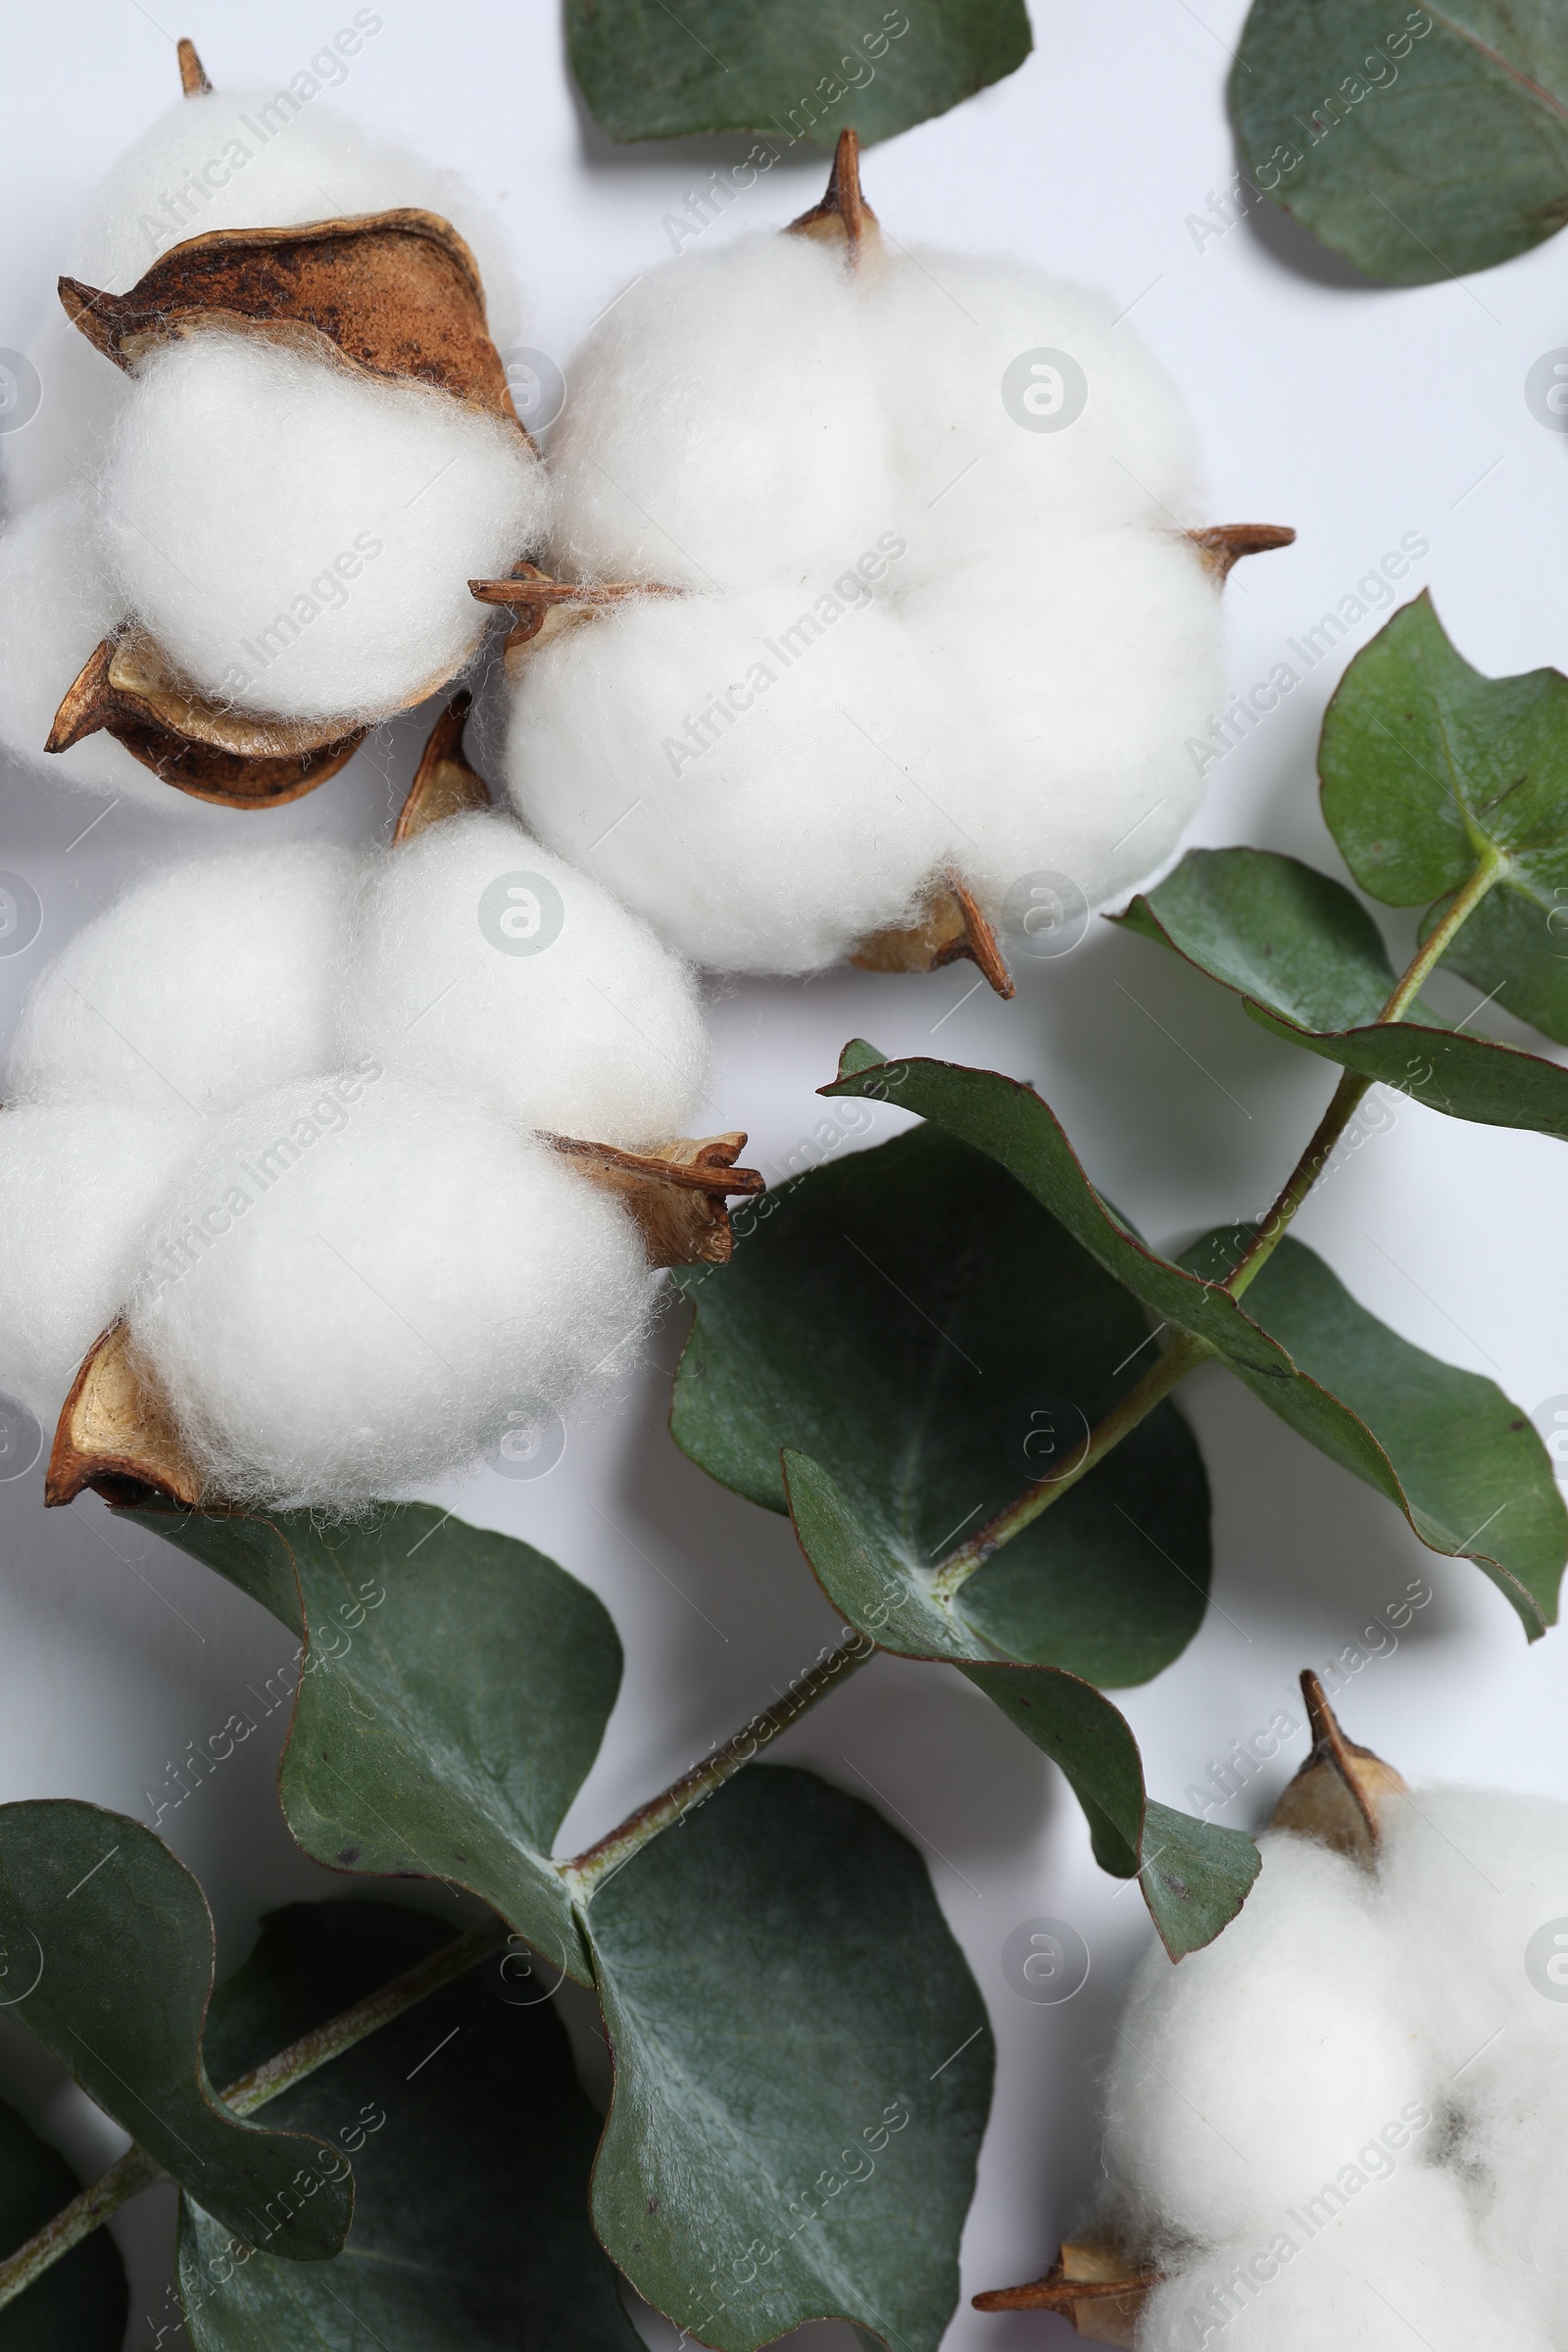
[
  {"x1": 971, "y1": 1674, "x2": 1405, "y2": 2336},
  {"x1": 45, "y1": 700, "x2": 763, "y2": 1510},
  {"x1": 46, "y1": 42, "x2": 535, "y2": 810},
  {"x1": 468, "y1": 564, "x2": 687, "y2": 667}
]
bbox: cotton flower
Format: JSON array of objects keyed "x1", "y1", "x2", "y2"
[
  {"x1": 996, "y1": 1679, "x2": 1568, "y2": 2349},
  {"x1": 497, "y1": 135, "x2": 1283, "y2": 982},
  {"x1": 0, "y1": 40, "x2": 545, "y2": 806},
  {"x1": 0, "y1": 760, "x2": 723, "y2": 1510}
]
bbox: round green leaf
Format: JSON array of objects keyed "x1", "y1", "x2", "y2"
[{"x1": 1234, "y1": 2, "x2": 1568, "y2": 282}]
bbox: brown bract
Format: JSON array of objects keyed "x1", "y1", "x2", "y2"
[
  {"x1": 788, "y1": 127, "x2": 884, "y2": 271},
  {"x1": 852, "y1": 875, "x2": 1014, "y2": 998},
  {"x1": 392, "y1": 690, "x2": 492, "y2": 841},
  {"x1": 973, "y1": 1676, "x2": 1406, "y2": 2335},
  {"x1": 469, "y1": 564, "x2": 687, "y2": 664},
  {"x1": 47, "y1": 1323, "x2": 206, "y2": 1511},
  {"x1": 47, "y1": 628, "x2": 367, "y2": 808}
]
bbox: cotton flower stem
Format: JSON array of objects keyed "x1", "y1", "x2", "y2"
[
  {"x1": 935, "y1": 850, "x2": 1508, "y2": 1600},
  {"x1": 0, "y1": 1920, "x2": 506, "y2": 2316}
]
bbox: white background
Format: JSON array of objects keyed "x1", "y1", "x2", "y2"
[{"x1": 3, "y1": 4, "x2": 1568, "y2": 2347}]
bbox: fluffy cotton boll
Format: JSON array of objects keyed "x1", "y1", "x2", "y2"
[
  {"x1": 0, "y1": 488, "x2": 170, "y2": 808},
  {"x1": 1100, "y1": 1833, "x2": 1423, "y2": 2241},
  {"x1": 127, "y1": 1074, "x2": 654, "y2": 1507},
  {"x1": 1469, "y1": 2053, "x2": 1568, "y2": 2330},
  {"x1": 545, "y1": 234, "x2": 899, "y2": 592},
  {"x1": 0, "y1": 1102, "x2": 208, "y2": 1428},
  {"x1": 1376, "y1": 1787, "x2": 1568, "y2": 2076},
  {"x1": 8, "y1": 843, "x2": 361, "y2": 1115},
  {"x1": 343, "y1": 811, "x2": 708, "y2": 1148},
  {"x1": 98, "y1": 334, "x2": 547, "y2": 723},
  {"x1": 506, "y1": 589, "x2": 952, "y2": 973},
  {"x1": 8, "y1": 89, "x2": 525, "y2": 514},
  {"x1": 907, "y1": 528, "x2": 1224, "y2": 919},
  {"x1": 862, "y1": 251, "x2": 1206, "y2": 579},
  {"x1": 1138, "y1": 2171, "x2": 1556, "y2": 2352}
]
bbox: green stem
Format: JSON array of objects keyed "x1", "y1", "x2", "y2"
[
  {"x1": 1224, "y1": 845, "x2": 1506, "y2": 1302},
  {"x1": 935, "y1": 849, "x2": 1509, "y2": 1595},
  {"x1": 0, "y1": 1919, "x2": 506, "y2": 2316},
  {"x1": 933, "y1": 1330, "x2": 1213, "y2": 1599},
  {"x1": 559, "y1": 1630, "x2": 874, "y2": 1901}
]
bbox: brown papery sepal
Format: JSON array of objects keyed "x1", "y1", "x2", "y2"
[
  {"x1": 1269, "y1": 1667, "x2": 1407, "y2": 1863},
  {"x1": 47, "y1": 629, "x2": 366, "y2": 808},
  {"x1": 47, "y1": 1324, "x2": 207, "y2": 1511},
  {"x1": 852, "y1": 875, "x2": 1014, "y2": 999},
  {"x1": 1188, "y1": 522, "x2": 1297, "y2": 581},
  {"x1": 973, "y1": 2241, "x2": 1155, "y2": 2345},
  {"x1": 788, "y1": 129, "x2": 883, "y2": 271},
  {"x1": 176, "y1": 36, "x2": 212, "y2": 96},
  {"x1": 470, "y1": 565, "x2": 686, "y2": 663},
  {"x1": 392, "y1": 691, "x2": 491, "y2": 842}
]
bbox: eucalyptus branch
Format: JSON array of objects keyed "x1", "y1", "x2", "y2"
[
  {"x1": 934, "y1": 849, "x2": 1510, "y2": 1598},
  {"x1": 559, "y1": 1628, "x2": 875, "y2": 1900},
  {"x1": 0, "y1": 1918, "x2": 506, "y2": 2316}
]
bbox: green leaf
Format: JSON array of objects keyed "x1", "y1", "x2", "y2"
[
  {"x1": 584, "y1": 1764, "x2": 991, "y2": 2352},
  {"x1": 674, "y1": 1124, "x2": 1210, "y2": 1687},
  {"x1": 822, "y1": 1045, "x2": 1290, "y2": 1376},
  {"x1": 1117, "y1": 848, "x2": 1399, "y2": 1030},
  {"x1": 126, "y1": 1506, "x2": 621, "y2": 1986},
  {"x1": 0, "y1": 2093, "x2": 125, "y2": 2348},
  {"x1": 1422, "y1": 878, "x2": 1568, "y2": 1047},
  {"x1": 1182, "y1": 1233, "x2": 1568, "y2": 1637},
  {"x1": 566, "y1": 0, "x2": 1032, "y2": 146},
  {"x1": 1319, "y1": 596, "x2": 1568, "y2": 1047},
  {"x1": 1233, "y1": 2, "x2": 1568, "y2": 283},
  {"x1": 177, "y1": 1899, "x2": 639, "y2": 2352},
  {"x1": 829, "y1": 1048, "x2": 1566, "y2": 1638},
  {"x1": 1123, "y1": 847, "x2": 1568, "y2": 1140},
  {"x1": 0, "y1": 1802, "x2": 351, "y2": 2258},
  {"x1": 781, "y1": 1451, "x2": 1259, "y2": 1957}
]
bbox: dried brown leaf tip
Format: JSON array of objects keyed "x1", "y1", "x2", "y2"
[
  {"x1": 973, "y1": 2239, "x2": 1155, "y2": 2345},
  {"x1": 1187, "y1": 521, "x2": 1297, "y2": 581},
  {"x1": 46, "y1": 1323, "x2": 206, "y2": 1511},
  {"x1": 852, "y1": 875, "x2": 1014, "y2": 1000},
  {"x1": 176, "y1": 36, "x2": 212, "y2": 97},
  {"x1": 1269, "y1": 1667, "x2": 1408, "y2": 1863},
  {"x1": 469, "y1": 564, "x2": 687, "y2": 662},
  {"x1": 48, "y1": 628, "x2": 366, "y2": 809},
  {"x1": 789, "y1": 128, "x2": 883, "y2": 270}
]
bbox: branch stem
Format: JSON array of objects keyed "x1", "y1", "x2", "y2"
[
  {"x1": 559, "y1": 1631, "x2": 875, "y2": 1901},
  {"x1": 0, "y1": 1919, "x2": 506, "y2": 2315},
  {"x1": 933, "y1": 1329, "x2": 1213, "y2": 1598}
]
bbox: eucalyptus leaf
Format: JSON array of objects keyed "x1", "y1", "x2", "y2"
[
  {"x1": 1321, "y1": 594, "x2": 1568, "y2": 901},
  {"x1": 0, "y1": 1802, "x2": 351, "y2": 2258},
  {"x1": 1422, "y1": 878, "x2": 1568, "y2": 1047},
  {"x1": 584, "y1": 1764, "x2": 990, "y2": 2352},
  {"x1": 1121, "y1": 848, "x2": 1568, "y2": 1140},
  {"x1": 781, "y1": 1451, "x2": 1259, "y2": 1957},
  {"x1": 1183, "y1": 1234, "x2": 1568, "y2": 1637},
  {"x1": 1233, "y1": 2, "x2": 1568, "y2": 282},
  {"x1": 127, "y1": 1506, "x2": 621, "y2": 1986},
  {"x1": 0, "y1": 2092, "x2": 125, "y2": 2348},
  {"x1": 567, "y1": 0, "x2": 1031, "y2": 146},
  {"x1": 178, "y1": 1900, "x2": 638, "y2": 2352},
  {"x1": 673, "y1": 1124, "x2": 1210, "y2": 1688}
]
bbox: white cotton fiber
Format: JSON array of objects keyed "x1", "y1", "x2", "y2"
[
  {"x1": 7, "y1": 842, "x2": 362, "y2": 1115},
  {"x1": 98, "y1": 334, "x2": 546, "y2": 724},
  {"x1": 905, "y1": 529, "x2": 1223, "y2": 913},
  {"x1": 0, "y1": 488, "x2": 171, "y2": 808},
  {"x1": 1137, "y1": 2171, "x2": 1557, "y2": 2352},
  {"x1": 1101, "y1": 1832, "x2": 1423, "y2": 2241},
  {"x1": 545, "y1": 233, "x2": 898, "y2": 592},
  {"x1": 505, "y1": 585, "x2": 952, "y2": 973},
  {"x1": 0, "y1": 1102, "x2": 207, "y2": 1426},
  {"x1": 1096, "y1": 1783, "x2": 1568, "y2": 2347},
  {"x1": 515, "y1": 211, "x2": 1229, "y2": 975},
  {"x1": 343, "y1": 810, "x2": 707, "y2": 1147},
  {"x1": 126, "y1": 1073, "x2": 654, "y2": 1507},
  {"x1": 6, "y1": 80, "x2": 525, "y2": 514}
]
